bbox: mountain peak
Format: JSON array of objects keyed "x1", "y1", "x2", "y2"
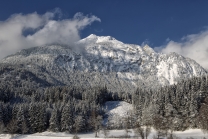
[
  {"x1": 143, "y1": 44, "x2": 150, "y2": 48},
  {"x1": 86, "y1": 34, "x2": 115, "y2": 39},
  {"x1": 143, "y1": 44, "x2": 155, "y2": 55},
  {"x1": 80, "y1": 34, "x2": 122, "y2": 44},
  {"x1": 86, "y1": 34, "x2": 97, "y2": 39}
]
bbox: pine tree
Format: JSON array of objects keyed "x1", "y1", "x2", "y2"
[
  {"x1": 74, "y1": 115, "x2": 84, "y2": 134},
  {"x1": 6, "y1": 118, "x2": 18, "y2": 134},
  {"x1": 12, "y1": 105, "x2": 18, "y2": 121},
  {"x1": 60, "y1": 103, "x2": 73, "y2": 132},
  {"x1": 28, "y1": 103, "x2": 46, "y2": 133},
  {"x1": 21, "y1": 120, "x2": 29, "y2": 134},
  {"x1": 28, "y1": 103, "x2": 36, "y2": 133},
  {"x1": 3, "y1": 104, "x2": 11, "y2": 126},
  {"x1": 36, "y1": 103, "x2": 47, "y2": 132},
  {"x1": 94, "y1": 115, "x2": 103, "y2": 137},
  {"x1": 0, "y1": 105, "x2": 5, "y2": 133},
  {"x1": 197, "y1": 97, "x2": 208, "y2": 132},
  {"x1": 49, "y1": 109, "x2": 60, "y2": 132},
  {"x1": 200, "y1": 77, "x2": 206, "y2": 93},
  {"x1": 16, "y1": 105, "x2": 25, "y2": 133}
]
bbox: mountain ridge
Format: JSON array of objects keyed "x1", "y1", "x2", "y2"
[{"x1": 0, "y1": 34, "x2": 207, "y2": 92}]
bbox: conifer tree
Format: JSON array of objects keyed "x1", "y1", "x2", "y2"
[
  {"x1": 49, "y1": 109, "x2": 60, "y2": 132},
  {"x1": 0, "y1": 106, "x2": 5, "y2": 133},
  {"x1": 74, "y1": 115, "x2": 84, "y2": 134},
  {"x1": 61, "y1": 103, "x2": 73, "y2": 132},
  {"x1": 16, "y1": 105, "x2": 25, "y2": 133}
]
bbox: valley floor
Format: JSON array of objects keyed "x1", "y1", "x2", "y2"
[{"x1": 1, "y1": 128, "x2": 208, "y2": 139}]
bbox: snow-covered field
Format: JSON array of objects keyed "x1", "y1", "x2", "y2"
[
  {"x1": 1, "y1": 128, "x2": 208, "y2": 139},
  {"x1": 105, "y1": 101, "x2": 133, "y2": 116},
  {"x1": 104, "y1": 101, "x2": 133, "y2": 120}
]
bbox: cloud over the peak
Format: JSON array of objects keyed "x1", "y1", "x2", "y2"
[
  {"x1": 156, "y1": 30, "x2": 208, "y2": 69},
  {"x1": 0, "y1": 10, "x2": 100, "y2": 59}
]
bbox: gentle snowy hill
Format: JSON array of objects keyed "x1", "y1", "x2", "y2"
[
  {"x1": 104, "y1": 101, "x2": 133, "y2": 127},
  {"x1": 0, "y1": 34, "x2": 207, "y2": 92},
  {"x1": 104, "y1": 101, "x2": 133, "y2": 118}
]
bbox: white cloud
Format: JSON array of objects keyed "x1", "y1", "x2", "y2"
[
  {"x1": 156, "y1": 30, "x2": 208, "y2": 69},
  {"x1": 0, "y1": 10, "x2": 100, "y2": 59}
]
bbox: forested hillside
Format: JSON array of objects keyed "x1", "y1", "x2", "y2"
[{"x1": 0, "y1": 74, "x2": 208, "y2": 134}]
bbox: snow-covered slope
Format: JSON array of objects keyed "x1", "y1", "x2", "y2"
[
  {"x1": 79, "y1": 34, "x2": 207, "y2": 85},
  {"x1": 1, "y1": 34, "x2": 207, "y2": 92},
  {"x1": 104, "y1": 101, "x2": 133, "y2": 128}
]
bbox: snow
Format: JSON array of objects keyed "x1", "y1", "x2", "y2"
[
  {"x1": 2, "y1": 128, "x2": 208, "y2": 139},
  {"x1": 156, "y1": 62, "x2": 180, "y2": 85},
  {"x1": 143, "y1": 45, "x2": 155, "y2": 55},
  {"x1": 80, "y1": 35, "x2": 207, "y2": 86},
  {"x1": 104, "y1": 101, "x2": 133, "y2": 118},
  {"x1": 156, "y1": 61, "x2": 173, "y2": 84},
  {"x1": 79, "y1": 34, "x2": 123, "y2": 45},
  {"x1": 174, "y1": 129, "x2": 207, "y2": 138},
  {"x1": 0, "y1": 134, "x2": 13, "y2": 139},
  {"x1": 103, "y1": 101, "x2": 134, "y2": 128},
  {"x1": 192, "y1": 64, "x2": 197, "y2": 76},
  {"x1": 1, "y1": 34, "x2": 207, "y2": 92}
]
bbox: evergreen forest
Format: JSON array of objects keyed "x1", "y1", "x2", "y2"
[{"x1": 0, "y1": 75, "x2": 208, "y2": 135}]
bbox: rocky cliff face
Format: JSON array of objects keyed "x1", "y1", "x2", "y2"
[{"x1": 1, "y1": 34, "x2": 207, "y2": 92}]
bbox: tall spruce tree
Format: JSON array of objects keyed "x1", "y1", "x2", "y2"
[
  {"x1": 60, "y1": 103, "x2": 73, "y2": 132},
  {"x1": 49, "y1": 108, "x2": 60, "y2": 132}
]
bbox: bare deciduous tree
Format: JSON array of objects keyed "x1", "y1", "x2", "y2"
[
  {"x1": 145, "y1": 126, "x2": 151, "y2": 139},
  {"x1": 124, "y1": 116, "x2": 131, "y2": 138},
  {"x1": 101, "y1": 126, "x2": 110, "y2": 139},
  {"x1": 90, "y1": 109, "x2": 103, "y2": 137},
  {"x1": 134, "y1": 122, "x2": 144, "y2": 139}
]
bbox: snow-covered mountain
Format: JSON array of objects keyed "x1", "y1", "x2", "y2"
[{"x1": 0, "y1": 34, "x2": 207, "y2": 92}]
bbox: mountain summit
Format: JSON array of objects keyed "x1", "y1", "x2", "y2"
[{"x1": 0, "y1": 35, "x2": 207, "y2": 92}]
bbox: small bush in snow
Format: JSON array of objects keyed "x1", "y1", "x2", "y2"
[{"x1": 73, "y1": 135, "x2": 80, "y2": 139}]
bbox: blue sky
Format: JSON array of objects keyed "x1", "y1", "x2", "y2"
[
  {"x1": 0, "y1": 0, "x2": 208, "y2": 46},
  {"x1": 0, "y1": 0, "x2": 208, "y2": 69}
]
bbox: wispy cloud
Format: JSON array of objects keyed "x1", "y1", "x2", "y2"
[
  {"x1": 0, "y1": 9, "x2": 101, "y2": 59},
  {"x1": 155, "y1": 29, "x2": 208, "y2": 69}
]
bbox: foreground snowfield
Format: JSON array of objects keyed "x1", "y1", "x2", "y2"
[{"x1": 0, "y1": 129, "x2": 208, "y2": 139}]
